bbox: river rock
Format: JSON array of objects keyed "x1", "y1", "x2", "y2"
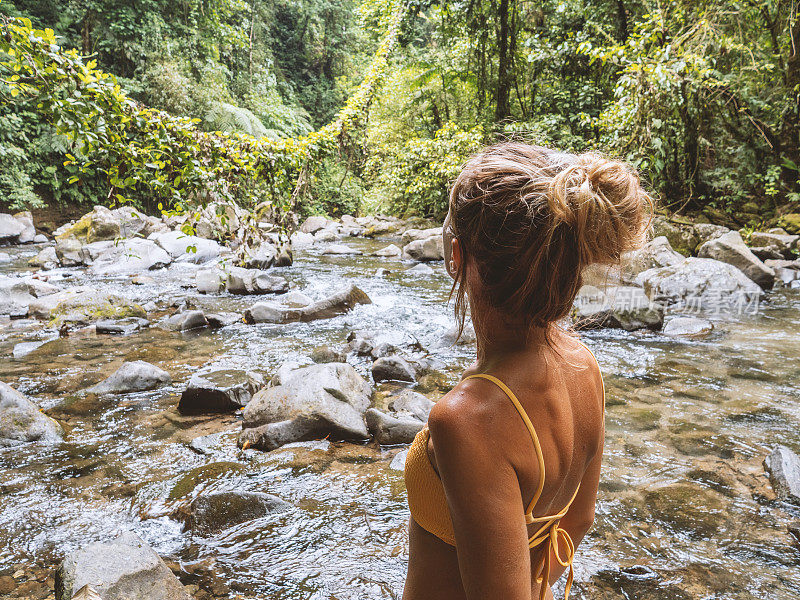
[
  {"x1": 151, "y1": 230, "x2": 221, "y2": 264},
  {"x1": 406, "y1": 263, "x2": 435, "y2": 275},
  {"x1": 166, "y1": 310, "x2": 208, "y2": 331},
  {"x1": 290, "y1": 231, "x2": 315, "y2": 248},
  {"x1": 176, "y1": 491, "x2": 291, "y2": 535},
  {"x1": 310, "y1": 345, "x2": 346, "y2": 363},
  {"x1": 0, "y1": 213, "x2": 26, "y2": 243},
  {"x1": 698, "y1": 231, "x2": 775, "y2": 289},
  {"x1": 651, "y1": 216, "x2": 700, "y2": 256},
  {"x1": 637, "y1": 257, "x2": 763, "y2": 314},
  {"x1": 87, "y1": 361, "x2": 171, "y2": 394},
  {"x1": 763, "y1": 445, "x2": 800, "y2": 503},
  {"x1": 693, "y1": 223, "x2": 730, "y2": 246},
  {"x1": 372, "y1": 355, "x2": 416, "y2": 382},
  {"x1": 283, "y1": 290, "x2": 312, "y2": 306},
  {"x1": 239, "y1": 362, "x2": 373, "y2": 450},
  {"x1": 749, "y1": 245, "x2": 785, "y2": 261},
  {"x1": 389, "y1": 389, "x2": 435, "y2": 421},
  {"x1": 374, "y1": 244, "x2": 402, "y2": 258},
  {"x1": 365, "y1": 408, "x2": 424, "y2": 444},
  {"x1": 778, "y1": 213, "x2": 800, "y2": 234},
  {"x1": 33, "y1": 246, "x2": 59, "y2": 270},
  {"x1": 14, "y1": 211, "x2": 36, "y2": 243},
  {"x1": 244, "y1": 284, "x2": 371, "y2": 323},
  {"x1": 242, "y1": 242, "x2": 278, "y2": 269},
  {"x1": 390, "y1": 448, "x2": 409, "y2": 471},
  {"x1": 33, "y1": 233, "x2": 48, "y2": 243},
  {"x1": 89, "y1": 239, "x2": 172, "y2": 276},
  {"x1": 322, "y1": 243, "x2": 361, "y2": 255},
  {"x1": 55, "y1": 237, "x2": 84, "y2": 267},
  {"x1": 662, "y1": 316, "x2": 714, "y2": 338},
  {"x1": 573, "y1": 285, "x2": 664, "y2": 331},
  {"x1": 28, "y1": 287, "x2": 146, "y2": 323},
  {"x1": 400, "y1": 227, "x2": 441, "y2": 245},
  {"x1": 749, "y1": 231, "x2": 799, "y2": 256},
  {"x1": 435, "y1": 322, "x2": 477, "y2": 347},
  {"x1": 191, "y1": 202, "x2": 243, "y2": 240},
  {"x1": 403, "y1": 235, "x2": 444, "y2": 261},
  {"x1": 226, "y1": 267, "x2": 288, "y2": 294},
  {"x1": 54, "y1": 531, "x2": 191, "y2": 600},
  {"x1": 0, "y1": 381, "x2": 63, "y2": 446},
  {"x1": 195, "y1": 268, "x2": 225, "y2": 294},
  {"x1": 178, "y1": 371, "x2": 258, "y2": 414},
  {"x1": 314, "y1": 229, "x2": 339, "y2": 243},
  {"x1": 95, "y1": 317, "x2": 150, "y2": 335},
  {"x1": 205, "y1": 312, "x2": 242, "y2": 328},
  {"x1": 300, "y1": 216, "x2": 328, "y2": 234},
  {"x1": 620, "y1": 236, "x2": 685, "y2": 284}
]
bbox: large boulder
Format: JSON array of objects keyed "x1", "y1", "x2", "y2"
[
  {"x1": 619, "y1": 236, "x2": 685, "y2": 284},
  {"x1": 698, "y1": 231, "x2": 775, "y2": 289},
  {"x1": 190, "y1": 202, "x2": 244, "y2": 241},
  {"x1": 0, "y1": 213, "x2": 26, "y2": 243},
  {"x1": 239, "y1": 362, "x2": 373, "y2": 450},
  {"x1": 55, "y1": 532, "x2": 191, "y2": 600},
  {"x1": 55, "y1": 237, "x2": 85, "y2": 267},
  {"x1": 0, "y1": 381, "x2": 63, "y2": 446},
  {"x1": 28, "y1": 287, "x2": 146, "y2": 323},
  {"x1": 764, "y1": 446, "x2": 800, "y2": 503},
  {"x1": 33, "y1": 245, "x2": 59, "y2": 270},
  {"x1": 0, "y1": 275, "x2": 59, "y2": 316},
  {"x1": 371, "y1": 356, "x2": 417, "y2": 382},
  {"x1": 693, "y1": 223, "x2": 730, "y2": 246},
  {"x1": 651, "y1": 216, "x2": 700, "y2": 256},
  {"x1": 226, "y1": 267, "x2": 288, "y2": 295},
  {"x1": 56, "y1": 205, "x2": 153, "y2": 244},
  {"x1": 87, "y1": 361, "x2": 171, "y2": 394},
  {"x1": 400, "y1": 227, "x2": 441, "y2": 246},
  {"x1": 573, "y1": 285, "x2": 664, "y2": 331},
  {"x1": 365, "y1": 408, "x2": 425, "y2": 445},
  {"x1": 178, "y1": 371, "x2": 262, "y2": 414},
  {"x1": 176, "y1": 491, "x2": 290, "y2": 535},
  {"x1": 242, "y1": 242, "x2": 278, "y2": 269},
  {"x1": 89, "y1": 239, "x2": 172, "y2": 276},
  {"x1": 637, "y1": 257, "x2": 763, "y2": 314},
  {"x1": 14, "y1": 211, "x2": 36, "y2": 243},
  {"x1": 245, "y1": 284, "x2": 371, "y2": 324},
  {"x1": 300, "y1": 216, "x2": 329, "y2": 234},
  {"x1": 403, "y1": 235, "x2": 444, "y2": 261},
  {"x1": 389, "y1": 389, "x2": 435, "y2": 421},
  {"x1": 151, "y1": 230, "x2": 221, "y2": 264},
  {"x1": 748, "y1": 231, "x2": 799, "y2": 257}
]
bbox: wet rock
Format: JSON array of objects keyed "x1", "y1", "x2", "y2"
[
  {"x1": 283, "y1": 290, "x2": 312, "y2": 306},
  {"x1": 89, "y1": 239, "x2": 173, "y2": 276},
  {"x1": 0, "y1": 213, "x2": 26, "y2": 243},
  {"x1": 373, "y1": 267, "x2": 390, "y2": 277},
  {"x1": 406, "y1": 263, "x2": 435, "y2": 275},
  {"x1": 389, "y1": 448, "x2": 408, "y2": 471},
  {"x1": 190, "y1": 202, "x2": 243, "y2": 241},
  {"x1": 644, "y1": 483, "x2": 727, "y2": 537},
  {"x1": 12, "y1": 340, "x2": 46, "y2": 358},
  {"x1": 662, "y1": 316, "x2": 714, "y2": 338},
  {"x1": 365, "y1": 408, "x2": 424, "y2": 445},
  {"x1": 652, "y1": 216, "x2": 700, "y2": 256},
  {"x1": 54, "y1": 531, "x2": 191, "y2": 600},
  {"x1": 400, "y1": 227, "x2": 441, "y2": 245},
  {"x1": 314, "y1": 229, "x2": 340, "y2": 243},
  {"x1": 310, "y1": 345, "x2": 346, "y2": 363},
  {"x1": 55, "y1": 237, "x2": 84, "y2": 267},
  {"x1": 763, "y1": 446, "x2": 800, "y2": 503},
  {"x1": 573, "y1": 285, "x2": 663, "y2": 331},
  {"x1": 346, "y1": 335, "x2": 374, "y2": 356},
  {"x1": 176, "y1": 491, "x2": 290, "y2": 535},
  {"x1": 205, "y1": 312, "x2": 241, "y2": 328},
  {"x1": 403, "y1": 235, "x2": 444, "y2": 261},
  {"x1": 321, "y1": 243, "x2": 362, "y2": 255},
  {"x1": 169, "y1": 462, "x2": 246, "y2": 500},
  {"x1": 95, "y1": 317, "x2": 150, "y2": 335},
  {"x1": 243, "y1": 242, "x2": 278, "y2": 269},
  {"x1": 178, "y1": 371, "x2": 255, "y2": 414},
  {"x1": 290, "y1": 231, "x2": 314, "y2": 248},
  {"x1": 151, "y1": 231, "x2": 221, "y2": 264},
  {"x1": 0, "y1": 252, "x2": 10, "y2": 263},
  {"x1": 389, "y1": 389, "x2": 434, "y2": 421},
  {"x1": 370, "y1": 342, "x2": 396, "y2": 359},
  {"x1": 239, "y1": 362, "x2": 373, "y2": 450},
  {"x1": 698, "y1": 231, "x2": 775, "y2": 289},
  {"x1": 226, "y1": 267, "x2": 288, "y2": 295},
  {"x1": 166, "y1": 310, "x2": 208, "y2": 331},
  {"x1": 750, "y1": 231, "x2": 799, "y2": 255},
  {"x1": 637, "y1": 257, "x2": 762, "y2": 314},
  {"x1": 372, "y1": 356, "x2": 416, "y2": 382},
  {"x1": 620, "y1": 236, "x2": 685, "y2": 284},
  {"x1": 195, "y1": 268, "x2": 224, "y2": 294},
  {"x1": 28, "y1": 287, "x2": 146, "y2": 323},
  {"x1": 245, "y1": 284, "x2": 371, "y2": 323},
  {"x1": 435, "y1": 322, "x2": 477, "y2": 347},
  {"x1": 0, "y1": 381, "x2": 63, "y2": 446},
  {"x1": 87, "y1": 361, "x2": 171, "y2": 394},
  {"x1": 14, "y1": 211, "x2": 36, "y2": 243},
  {"x1": 374, "y1": 244, "x2": 402, "y2": 257},
  {"x1": 300, "y1": 216, "x2": 328, "y2": 234},
  {"x1": 33, "y1": 233, "x2": 48, "y2": 244}
]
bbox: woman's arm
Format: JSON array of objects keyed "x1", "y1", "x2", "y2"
[{"x1": 428, "y1": 397, "x2": 533, "y2": 600}]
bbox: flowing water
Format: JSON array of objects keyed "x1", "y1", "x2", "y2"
[{"x1": 0, "y1": 234, "x2": 798, "y2": 599}]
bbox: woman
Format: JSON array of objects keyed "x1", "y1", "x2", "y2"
[{"x1": 403, "y1": 142, "x2": 651, "y2": 600}]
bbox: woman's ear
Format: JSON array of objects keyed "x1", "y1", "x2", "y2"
[{"x1": 448, "y1": 238, "x2": 462, "y2": 279}]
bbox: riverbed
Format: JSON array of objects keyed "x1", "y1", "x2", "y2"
[{"x1": 1, "y1": 233, "x2": 799, "y2": 599}]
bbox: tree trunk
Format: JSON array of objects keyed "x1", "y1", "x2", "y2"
[{"x1": 495, "y1": 0, "x2": 511, "y2": 122}]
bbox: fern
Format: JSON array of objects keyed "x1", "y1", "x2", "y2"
[{"x1": 204, "y1": 102, "x2": 269, "y2": 139}]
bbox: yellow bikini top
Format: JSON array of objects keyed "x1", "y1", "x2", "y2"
[{"x1": 404, "y1": 373, "x2": 581, "y2": 600}]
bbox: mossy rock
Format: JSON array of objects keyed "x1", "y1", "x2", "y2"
[
  {"x1": 50, "y1": 295, "x2": 146, "y2": 325},
  {"x1": 56, "y1": 214, "x2": 92, "y2": 241},
  {"x1": 651, "y1": 217, "x2": 700, "y2": 256},
  {"x1": 778, "y1": 213, "x2": 800, "y2": 234},
  {"x1": 644, "y1": 483, "x2": 728, "y2": 537},
  {"x1": 701, "y1": 206, "x2": 738, "y2": 228},
  {"x1": 168, "y1": 461, "x2": 246, "y2": 500}
]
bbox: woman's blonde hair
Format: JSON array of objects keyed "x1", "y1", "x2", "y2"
[{"x1": 448, "y1": 142, "x2": 653, "y2": 341}]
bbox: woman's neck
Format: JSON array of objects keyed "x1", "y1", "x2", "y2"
[{"x1": 471, "y1": 306, "x2": 550, "y2": 372}]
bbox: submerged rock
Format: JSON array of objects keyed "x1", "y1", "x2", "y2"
[
  {"x1": 95, "y1": 317, "x2": 150, "y2": 335},
  {"x1": 28, "y1": 287, "x2": 146, "y2": 323},
  {"x1": 698, "y1": 231, "x2": 775, "y2": 289},
  {"x1": 55, "y1": 532, "x2": 191, "y2": 600},
  {"x1": 365, "y1": 408, "x2": 424, "y2": 445},
  {"x1": 178, "y1": 371, "x2": 260, "y2": 414},
  {"x1": 245, "y1": 284, "x2": 371, "y2": 324},
  {"x1": 239, "y1": 362, "x2": 372, "y2": 450},
  {"x1": 0, "y1": 381, "x2": 63, "y2": 446},
  {"x1": 166, "y1": 310, "x2": 208, "y2": 331},
  {"x1": 764, "y1": 446, "x2": 800, "y2": 503},
  {"x1": 662, "y1": 316, "x2": 714, "y2": 338},
  {"x1": 87, "y1": 361, "x2": 172, "y2": 394},
  {"x1": 176, "y1": 491, "x2": 291, "y2": 535}
]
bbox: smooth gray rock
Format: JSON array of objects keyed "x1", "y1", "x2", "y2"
[
  {"x1": 389, "y1": 389, "x2": 435, "y2": 421},
  {"x1": 620, "y1": 236, "x2": 685, "y2": 284},
  {"x1": 365, "y1": 408, "x2": 424, "y2": 445},
  {"x1": 314, "y1": 229, "x2": 339, "y2": 242},
  {"x1": 374, "y1": 244, "x2": 402, "y2": 257},
  {"x1": 226, "y1": 267, "x2": 288, "y2": 295},
  {"x1": 34, "y1": 246, "x2": 59, "y2": 270},
  {"x1": 290, "y1": 231, "x2": 315, "y2": 248},
  {"x1": 12, "y1": 340, "x2": 46, "y2": 359},
  {"x1": 637, "y1": 257, "x2": 763, "y2": 314},
  {"x1": 55, "y1": 532, "x2": 191, "y2": 600},
  {"x1": 310, "y1": 345, "x2": 346, "y2": 363},
  {"x1": 166, "y1": 310, "x2": 208, "y2": 331},
  {"x1": 239, "y1": 362, "x2": 373, "y2": 450},
  {"x1": 0, "y1": 213, "x2": 26, "y2": 243},
  {"x1": 435, "y1": 322, "x2": 477, "y2": 347},
  {"x1": 749, "y1": 231, "x2": 798, "y2": 256},
  {"x1": 389, "y1": 448, "x2": 409, "y2": 471},
  {"x1": 89, "y1": 239, "x2": 172, "y2": 276},
  {"x1": 372, "y1": 356, "x2": 416, "y2": 383},
  {"x1": 245, "y1": 284, "x2": 371, "y2": 324},
  {"x1": 322, "y1": 243, "x2": 362, "y2": 255},
  {"x1": 406, "y1": 263, "x2": 435, "y2": 275},
  {"x1": 403, "y1": 235, "x2": 444, "y2": 261},
  {"x1": 95, "y1": 317, "x2": 150, "y2": 335},
  {"x1": 0, "y1": 381, "x2": 63, "y2": 446},
  {"x1": 300, "y1": 216, "x2": 328, "y2": 234},
  {"x1": 400, "y1": 227, "x2": 441, "y2": 245},
  {"x1": 764, "y1": 446, "x2": 800, "y2": 503},
  {"x1": 178, "y1": 371, "x2": 255, "y2": 414},
  {"x1": 33, "y1": 233, "x2": 48, "y2": 244},
  {"x1": 698, "y1": 231, "x2": 775, "y2": 289},
  {"x1": 205, "y1": 312, "x2": 242, "y2": 328},
  {"x1": 195, "y1": 268, "x2": 224, "y2": 294},
  {"x1": 282, "y1": 290, "x2": 313, "y2": 306},
  {"x1": 55, "y1": 237, "x2": 84, "y2": 267},
  {"x1": 151, "y1": 230, "x2": 221, "y2": 263},
  {"x1": 243, "y1": 242, "x2": 278, "y2": 269},
  {"x1": 15, "y1": 211, "x2": 36, "y2": 243},
  {"x1": 87, "y1": 361, "x2": 171, "y2": 394},
  {"x1": 573, "y1": 285, "x2": 664, "y2": 331},
  {"x1": 662, "y1": 316, "x2": 714, "y2": 338},
  {"x1": 176, "y1": 491, "x2": 290, "y2": 535}
]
